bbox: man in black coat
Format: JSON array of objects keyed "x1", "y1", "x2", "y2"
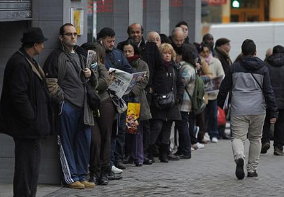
[
  {"x1": 0, "y1": 27, "x2": 52, "y2": 197},
  {"x1": 261, "y1": 45, "x2": 284, "y2": 156}
]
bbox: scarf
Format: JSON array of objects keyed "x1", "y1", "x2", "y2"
[{"x1": 127, "y1": 55, "x2": 140, "y2": 63}]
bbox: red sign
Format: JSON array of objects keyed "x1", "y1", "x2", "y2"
[{"x1": 205, "y1": 0, "x2": 227, "y2": 5}]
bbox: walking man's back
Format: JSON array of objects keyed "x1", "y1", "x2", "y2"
[{"x1": 217, "y1": 39, "x2": 278, "y2": 180}]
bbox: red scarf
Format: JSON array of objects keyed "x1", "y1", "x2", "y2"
[{"x1": 127, "y1": 55, "x2": 140, "y2": 63}]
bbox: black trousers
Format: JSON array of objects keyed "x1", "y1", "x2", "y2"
[
  {"x1": 13, "y1": 138, "x2": 41, "y2": 197},
  {"x1": 89, "y1": 99, "x2": 116, "y2": 177},
  {"x1": 262, "y1": 109, "x2": 284, "y2": 150}
]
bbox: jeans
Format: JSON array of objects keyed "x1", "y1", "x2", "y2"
[{"x1": 231, "y1": 114, "x2": 265, "y2": 172}]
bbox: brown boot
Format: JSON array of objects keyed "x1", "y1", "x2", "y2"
[
  {"x1": 81, "y1": 180, "x2": 96, "y2": 188},
  {"x1": 67, "y1": 181, "x2": 85, "y2": 189}
]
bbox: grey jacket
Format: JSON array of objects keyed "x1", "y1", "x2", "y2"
[{"x1": 43, "y1": 47, "x2": 96, "y2": 126}]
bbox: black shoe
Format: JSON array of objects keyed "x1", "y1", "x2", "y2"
[
  {"x1": 135, "y1": 163, "x2": 143, "y2": 167},
  {"x1": 115, "y1": 162, "x2": 126, "y2": 169},
  {"x1": 143, "y1": 158, "x2": 153, "y2": 165},
  {"x1": 261, "y1": 142, "x2": 270, "y2": 154},
  {"x1": 98, "y1": 174, "x2": 108, "y2": 185},
  {"x1": 107, "y1": 172, "x2": 122, "y2": 180},
  {"x1": 180, "y1": 154, "x2": 191, "y2": 159},
  {"x1": 168, "y1": 153, "x2": 180, "y2": 161},
  {"x1": 235, "y1": 158, "x2": 245, "y2": 180},
  {"x1": 123, "y1": 155, "x2": 134, "y2": 164},
  {"x1": 274, "y1": 147, "x2": 284, "y2": 156},
  {"x1": 247, "y1": 171, "x2": 258, "y2": 177}
]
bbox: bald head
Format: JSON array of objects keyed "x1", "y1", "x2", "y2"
[
  {"x1": 172, "y1": 27, "x2": 184, "y2": 47},
  {"x1": 147, "y1": 31, "x2": 161, "y2": 47},
  {"x1": 128, "y1": 23, "x2": 143, "y2": 44}
]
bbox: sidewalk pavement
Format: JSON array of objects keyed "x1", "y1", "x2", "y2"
[{"x1": 1, "y1": 140, "x2": 284, "y2": 197}]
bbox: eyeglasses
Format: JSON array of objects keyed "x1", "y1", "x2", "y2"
[{"x1": 63, "y1": 32, "x2": 78, "y2": 37}]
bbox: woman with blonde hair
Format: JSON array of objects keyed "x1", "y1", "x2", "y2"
[{"x1": 149, "y1": 43, "x2": 184, "y2": 163}]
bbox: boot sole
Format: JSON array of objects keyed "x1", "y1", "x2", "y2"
[{"x1": 235, "y1": 158, "x2": 245, "y2": 180}]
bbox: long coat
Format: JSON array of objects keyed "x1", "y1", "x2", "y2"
[
  {"x1": 0, "y1": 48, "x2": 52, "y2": 138},
  {"x1": 129, "y1": 58, "x2": 152, "y2": 121},
  {"x1": 151, "y1": 61, "x2": 184, "y2": 121}
]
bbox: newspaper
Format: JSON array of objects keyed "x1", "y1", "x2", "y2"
[
  {"x1": 204, "y1": 75, "x2": 224, "y2": 93},
  {"x1": 108, "y1": 68, "x2": 147, "y2": 98},
  {"x1": 86, "y1": 50, "x2": 97, "y2": 68}
]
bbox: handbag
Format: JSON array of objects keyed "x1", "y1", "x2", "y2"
[
  {"x1": 154, "y1": 91, "x2": 175, "y2": 109},
  {"x1": 153, "y1": 69, "x2": 175, "y2": 109},
  {"x1": 126, "y1": 102, "x2": 141, "y2": 134},
  {"x1": 85, "y1": 80, "x2": 101, "y2": 111},
  {"x1": 109, "y1": 91, "x2": 127, "y2": 113}
]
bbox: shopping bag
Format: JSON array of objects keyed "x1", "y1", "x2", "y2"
[
  {"x1": 126, "y1": 102, "x2": 140, "y2": 134},
  {"x1": 218, "y1": 107, "x2": 226, "y2": 126}
]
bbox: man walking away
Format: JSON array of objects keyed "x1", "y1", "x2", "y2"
[{"x1": 217, "y1": 39, "x2": 278, "y2": 180}]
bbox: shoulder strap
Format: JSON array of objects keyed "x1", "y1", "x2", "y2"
[
  {"x1": 17, "y1": 51, "x2": 45, "y2": 81},
  {"x1": 250, "y1": 73, "x2": 263, "y2": 90}
]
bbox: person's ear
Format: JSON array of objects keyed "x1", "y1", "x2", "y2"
[{"x1": 59, "y1": 35, "x2": 63, "y2": 42}]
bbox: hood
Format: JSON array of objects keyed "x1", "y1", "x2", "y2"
[
  {"x1": 239, "y1": 56, "x2": 265, "y2": 71},
  {"x1": 267, "y1": 53, "x2": 284, "y2": 67}
]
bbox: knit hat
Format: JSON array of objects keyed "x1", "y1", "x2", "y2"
[{"x1": 215, "y1": 38, "x2": 230, "y2": 47}]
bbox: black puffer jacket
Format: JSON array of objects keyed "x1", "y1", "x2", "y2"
[
  {"x1": 0, "y1": 48, "x2": 53, "y2": 138},
  {"x1": 266, "y1": 53, "x2": 284, "y2": 109}
]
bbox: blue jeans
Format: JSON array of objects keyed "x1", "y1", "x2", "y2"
[
  {"x1": 176, "y1": 112, "x2": 191, "y2": 155},
  {"x1": 206, "y1": 99, "x2": 218, "y2": 138}
]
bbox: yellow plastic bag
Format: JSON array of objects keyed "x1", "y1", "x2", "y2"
[{"x1": 126, "y1": 103, "x2": 140, "y2": 134}]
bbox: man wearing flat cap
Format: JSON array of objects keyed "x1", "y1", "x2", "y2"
[
  {"x1": 214, "y1": 38, "x2": 232, "y2": 75},
  {"x1": 0, "y1": 27, "x2": 52, "y2": 197}
]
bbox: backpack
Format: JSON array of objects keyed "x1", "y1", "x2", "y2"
[{"x1": 179, "y1": 62, "x2": 206, "y2": 115}]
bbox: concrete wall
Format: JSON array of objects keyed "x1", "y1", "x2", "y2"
[{"x1": 0, "y1": 0, "x2": 89, "y2": 184}]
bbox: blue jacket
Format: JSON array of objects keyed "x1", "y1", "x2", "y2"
[{"x1": 105, "y1": 48, "x2": 133, "y2": 73}]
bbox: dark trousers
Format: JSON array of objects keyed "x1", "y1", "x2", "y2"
[
  {"x1": 150, "y1": 119, "x2": 173, "y2": 145},
  {"x1": 89, "y1": 98, "x2": 116, "y2": 177},
  {"x1": 196, "y1": 110, "x2": 207, "y2": 142},
  {"x1": 13, "y1": 138, "x2": 41, "y2": 197},
  {"x1": 188, "y1": 111, "x2": 197, "y2": 144},
  {"x1": 125, "y1": 121, "x2": 144, "y2": 164},
  {"x1": 206, "y1": 99, "x2": 218, "y2": 138},
  {"x1": 262, "y1": 109, "x2": 284, "y2": 150},
  {"x1": 58, "y1": 102, "x2": 91, "y2": 184},
  {"x1": 176, "y1": 112, "x2": 191, "y2": 155},
  {"x1": 143, "y1": 119, "x2": 151, "y2": 158}
]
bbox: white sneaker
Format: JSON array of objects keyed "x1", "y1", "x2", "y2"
[
  {"x1": 203, "y1": 132, "x2": 210, "y2": 142},
  {"x1": 112, "y1": 166, "x2": 123, "y2": 174},
  {"x1": 191, "y1": 147, "x2": 195, "y2": 151},
  {"x1": 196, "y1": 142, "x2": 205, "y2": 149},
  {"x1": 212, "y1": 137, "x2": 218, "y2": 143}
]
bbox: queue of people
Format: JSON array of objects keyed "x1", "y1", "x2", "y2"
[{"x1": 0, "y1": 21, "x2": 282, "y2": 197}]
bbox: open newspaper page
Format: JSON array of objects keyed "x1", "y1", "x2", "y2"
[
  {"x1": 124, "y1": 71, "x2": 147, "y2": 95},
  {"x1": 108, "y1": 68, "x2": 133, "y2": 98},
  {"x1": 204, "y1": 75, "x2": 224, "y2": 93}
]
